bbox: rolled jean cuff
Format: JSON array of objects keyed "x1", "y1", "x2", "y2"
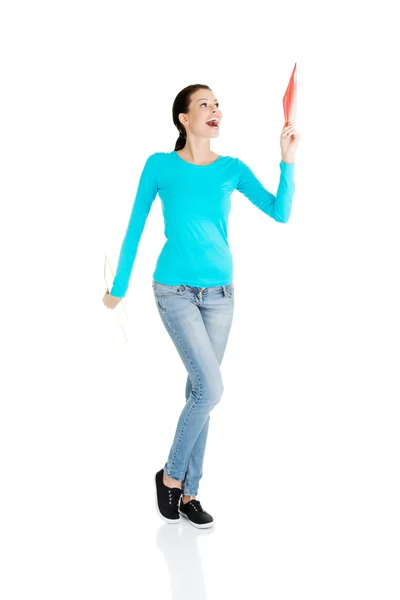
[{"x1": 164, "y1": 464, "x2": 186, "y2": 482}]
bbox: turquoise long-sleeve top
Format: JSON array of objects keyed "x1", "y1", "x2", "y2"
[{"x1": 110, "y1": 150, "x2": 295, "y2": 297}]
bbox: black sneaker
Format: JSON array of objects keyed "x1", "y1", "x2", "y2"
[
  {"x1": 179, "y1": 498, "x2": 214, "y2": 528},
  {"x1": 155, "y1": 469, "x2": 182, "y2": 523}
]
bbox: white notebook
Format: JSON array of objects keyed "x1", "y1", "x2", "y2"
[{"x1": 104, "y1": 255, "x2": 128, "y2": 342}]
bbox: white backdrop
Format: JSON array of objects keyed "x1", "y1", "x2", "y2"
[{"x1": 1, "y1": 1, "x2": 399, "y2": 598}]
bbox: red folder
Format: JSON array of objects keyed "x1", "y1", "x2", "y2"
[{"x1": 283, "y1": 63, "x2": 297, "y2": 127}]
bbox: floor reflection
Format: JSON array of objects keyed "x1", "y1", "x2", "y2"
[{"x1": 155, "y1": 519, "x2": 215, "y2": 600}]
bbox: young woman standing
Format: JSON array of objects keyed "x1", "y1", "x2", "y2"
[{"x1": 103, "y1": 84, "x2": 301, "y2": 528}]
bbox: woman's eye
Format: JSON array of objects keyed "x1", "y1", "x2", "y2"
[{"x1": 201, "y1": 102, "x2": 219, "y2": 108}]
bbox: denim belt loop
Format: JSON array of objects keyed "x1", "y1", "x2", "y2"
[{"x1": 222, "y1": 284, "x2": 227, "y2": 297}]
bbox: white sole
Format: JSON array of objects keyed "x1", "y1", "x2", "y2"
[
  {"x1": 179, "y1": 509, "x2": 214, "y2": 529},
  {"x1": 154, "y1": 475, "x2": 181, "y2": 524}
]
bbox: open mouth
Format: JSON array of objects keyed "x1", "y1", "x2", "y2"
[{"x1": 206, "y1": 118, "x2": 219, "y2": 129}]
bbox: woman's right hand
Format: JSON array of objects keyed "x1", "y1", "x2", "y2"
[{"x1": 103, "y1": 289, "x2": 122, "y2": 309}]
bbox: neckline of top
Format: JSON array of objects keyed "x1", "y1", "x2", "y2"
[{"x1": 172, "y1": 150, "x2": 221, "y2": 167}]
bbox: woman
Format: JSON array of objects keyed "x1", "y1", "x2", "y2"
[{"x1": 103, "y1": 84, "x2": 301, "y2": 528}]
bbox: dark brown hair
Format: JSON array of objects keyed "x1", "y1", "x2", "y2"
[{"x1": 172, "y1": 84, "x2": 211, "y2": 151}]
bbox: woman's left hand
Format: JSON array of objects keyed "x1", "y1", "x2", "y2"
[{"x1": 280, "y1": 122, "x2": 301, "y2": 163}]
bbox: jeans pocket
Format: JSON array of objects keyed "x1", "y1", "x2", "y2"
[
  {"x1": 153, "y1": 283, "x2": 183, "y2": 313},
  {"x1": 153, "y1": 281, "x2": 184, "y2": 296}
]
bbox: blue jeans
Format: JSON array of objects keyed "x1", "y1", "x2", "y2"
[{"x1": 152, "y1": 279, "x2": 235, "y2": 496}]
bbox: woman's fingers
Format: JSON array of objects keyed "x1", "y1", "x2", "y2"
[
  {"x1": 283, "y1": 125, "x2": 292, "y2": 131},
  {"x1": 282, "y1": 124, "x2": 296, "y2": 136}
]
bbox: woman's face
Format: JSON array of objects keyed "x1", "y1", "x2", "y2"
[{"x1": 180, "y1": 89, "x2": 222, "y2": 139}]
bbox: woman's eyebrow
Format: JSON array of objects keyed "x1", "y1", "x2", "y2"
[{"x1": 196, "y1": 98, "x2": 218, "y2": 103}]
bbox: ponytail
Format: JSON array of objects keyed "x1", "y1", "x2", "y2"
[{"x1": 174, "y1": 130, "x2": 186, "y2": 151}]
